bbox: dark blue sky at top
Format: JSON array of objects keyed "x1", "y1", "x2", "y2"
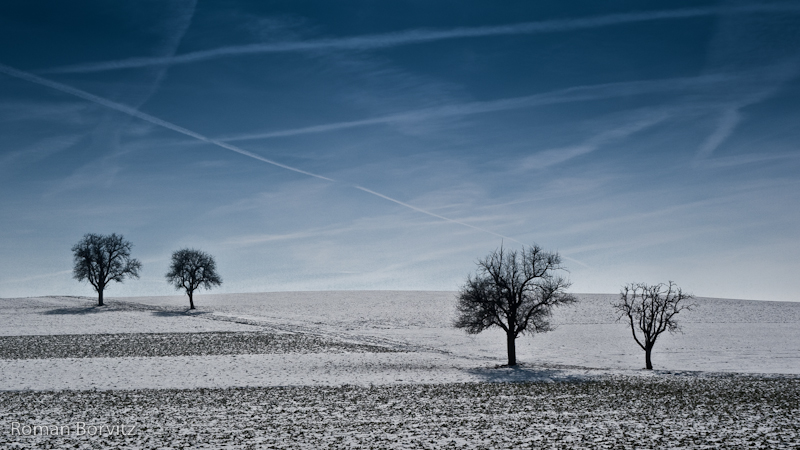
[{"x1": 1, "y1": 1, "x2": 799, "y2": 301}]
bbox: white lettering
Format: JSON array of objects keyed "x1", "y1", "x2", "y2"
[{"x1": 9, "y1": 421, "x2": 139, "y2": 436}]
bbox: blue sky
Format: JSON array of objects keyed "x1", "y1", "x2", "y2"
[{"x1": 1, "y1": 1, "x2": 799, "y2": 301}]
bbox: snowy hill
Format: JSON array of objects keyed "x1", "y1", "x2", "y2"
[{"x1": 1, "y1": 291, "x2": 798, "y2": 391}]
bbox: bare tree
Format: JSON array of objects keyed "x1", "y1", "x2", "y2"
[
  {"x1": 454, "y1": 244, "x2": 577, "y2": 366},
  {"x1": 165, "y1": 248, "x2": 222, "y2": 310},
  {"x1": 72, "y1": 233, "x2": 142, "y2": 306},
  {"x1": 613, "y1": 281, "x2": 694, "y2": 370}
]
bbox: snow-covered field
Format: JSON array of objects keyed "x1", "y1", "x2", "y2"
[{"x1": 1, "y1": 291, "x2": 798, "y2": 448}]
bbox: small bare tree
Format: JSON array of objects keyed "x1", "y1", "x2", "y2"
[
  {"x1": 613, "y1": 281, "x2": 694, "y2": 370},
  {"x1": 454, "y1": 244, "x2": 576, "y2": 366},
  {"x1": 165, "y1": 248, "x2": 222, "y2": 310},
  {"x1": 72, "y1": 233, "x2": 142, "y2": 306}
]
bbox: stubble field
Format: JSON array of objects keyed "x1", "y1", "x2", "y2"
[
  {"x1": 1, "y1": 293, "x2": 799, "y2": 448},
  {"x1": 2, "y1": 377, "x2": 798, "y2": 449}
]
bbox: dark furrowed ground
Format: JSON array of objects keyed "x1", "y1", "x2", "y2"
[
  {"x1": 1, "y1": 376, "x2": 797, "y2": 449},
  {"x1": 0, "y1": 332, "x2": 397, "y2": 359}
]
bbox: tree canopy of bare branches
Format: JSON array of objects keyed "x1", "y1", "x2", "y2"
[
  {"x1": 613, "y1": 281, "x2": 694, "y2": 370},
  {"x1": 454, "y1": 244, "x2": 576, "y2": 366},
  {"x1": 71, "y1": 233, "x2": 142, "y2": 306},
  {"x1": 165, "y1": 248, "x2": 222, "y2": 310}
]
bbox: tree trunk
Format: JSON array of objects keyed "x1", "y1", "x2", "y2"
[
  {"x1": 98, "y1": 288, "x2": 104, "y2": 306},
  {"x1": 506, "y1": 331, "x2": 517, "y2": 366},
  {"x1": 189, "y1": 291, "x2": 195, "y2": 310},
  {"x1": 645, "y1": 346, "x2": 653, "y2": 370}
]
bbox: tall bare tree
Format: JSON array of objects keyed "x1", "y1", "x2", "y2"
[
  {"x1": 165, "y1": 248, "x2": 222, "y2": 310},
  {"x1": 454, "y1": 244, "x2": 576, "y2": 366},
  {"x1": 72, "y1": 233, "x2": 142, "y2": 306},
  {"x1": 613, "y1": 281, "x2": 694, "y2": 370}
]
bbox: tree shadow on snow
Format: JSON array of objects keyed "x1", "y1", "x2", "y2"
[
  {"x1": 41, "y1": 305, "x2": 112, "y2": 315},
  {"x1": 464, "y1": 363, "x2": 589, "y2": 383},
  {"x1": 150, "y1": 309, "x2": 212, "y2": 317}
]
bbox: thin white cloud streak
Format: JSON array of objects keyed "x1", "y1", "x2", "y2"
[
  {"x1": 0, "y1": 63, "x2": 519, "y2": 244},
  {"x1": 44, "y1": 4, "x2": 800, "y2": 74},
  {"x1": 0, "y1": 134, "x2": 83, "y2": 169},
  {"x1": 558, "y1": 178, "x2": 800, "y2": 262},
  {"x1": 222, "y1": 74, "x2": 732, "y2": 142},
  {"x1": 702, "y1": 152, "x2": 800, "y2": 168},
  {"x1": 552, "y1": 196, "x2": 730, "y2": 242},
  {"x1": 0, "y1": 101, "x2": 89, "y2": 122},
  {"x1": 227, "y1": 232, "x2": 325, "y2": 247},
  {"x1": 544, "y1": 176, "x2": 800, "y2": 252},
  {"x1": 222, "y1": 228, "x2": 350, "y2": 247},
  {"x1": 0, "y1": 270, "x2": 72, "y2": 285}
]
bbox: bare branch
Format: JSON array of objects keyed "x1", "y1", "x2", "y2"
[
  {"x1": 454, "y1": 243, "x2": 577, "y2": 366},
  {"x1": 72, "y1": 233, "x2": 141, "y2": 306},
  {"x1": 165, "y1": 248, "x2": 223, "y2": 309},
  {"x1": 612, "y1": 281, "x2": 695, "y2": 369}
]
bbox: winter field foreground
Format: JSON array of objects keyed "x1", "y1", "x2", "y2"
[{"x1": 1, "y1": 292, "x2": 799, "y2": 448}]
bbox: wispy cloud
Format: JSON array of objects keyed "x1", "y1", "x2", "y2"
[
  {"x1": 0, "y1": 270, "x2": 72, "y2": 286},
  {"x1": 352, "y1": 185, "x2": 523, "y2": 245},
  {"x1": 127, "y1": 0, "x2": 197, "y2": 109},
  {"x1": 518, "y1": 110, "x2": 672, "y2": 170},
  {"x1": 0, "y1": 101, "x2": 90, "y2": 123},
  {"x1": 0, "y1": 63, "x2": 519, "y2": 244},
  {"x1": 222, "y1": 229, "x2": 345, "y2": 247},
  {"x1": 695, "y1": 108, "x2": 742, "y2": 160},
  {"x1": 692, "y1": 5, "x2": 800, "y2": 163},
  {"x1": 0, "y1": 134, "x2": 83, "y2": 170},
  {"x1": 43, "y1": 4, "x2": 800, "y2": 74},
  {"x1": 692, "y1": 66, "x2": 799, "y2": 163}
]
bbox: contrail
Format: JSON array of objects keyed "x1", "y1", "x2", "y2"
[
  {"x1": 221, "y1": 74, "x2": 732, "y2": 142},
  {"x1": 0, "y1": 63, "x2": 333, "y2": 182},
  {"x1": 134, "y1": 0, "x2": 197, "y2": 110},
  {"x1": 0, "y1": 62, "x2": 519, "y2": 243},
  {"x1": 44, "y1": 4, "x2": 800, "y2": 74},
  {"x1": 353, "y1": 185, "x2": 523, "y2": 245}
]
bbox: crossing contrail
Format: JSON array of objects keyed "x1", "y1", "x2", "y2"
[
  {"x1": 0, "y1": 62, "x2": 520, "y2": 243},
  {"x1": 0, "y1": 63, "x2": 333, "y2": 182},
  {"x1": 43, "y1": 4, "x2": 800, "y2": 74}
]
